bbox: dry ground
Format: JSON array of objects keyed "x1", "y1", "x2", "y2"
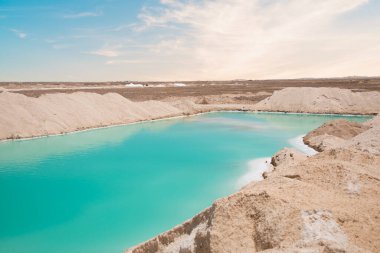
[{"x1": 1, "y1": 78, "x2": 380, "y2": 103}]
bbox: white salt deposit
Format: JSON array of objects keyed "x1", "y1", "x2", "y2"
[
  {"x1": 125, "y1": 83, "x2": 144, "y2": 88},
  {"x1": 237, "y1": 157, "x2": 271, "y2": 188},
  {"x1": 289, "y1": 135, "x2": 318, "y2": 156}
]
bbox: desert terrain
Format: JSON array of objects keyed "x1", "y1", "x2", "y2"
[
  {"x1": 1, "y1": 77, "x2": 380, "y2": 141},
  {"x1": 1, "y1": 78, "x2": 380, "y2": 253},
  {"x1": 2, "y1": 77, "x2": 380, "y2": 102},
  {"x1": 126, "y1": 115, "x2": 380, "y2": 253}
]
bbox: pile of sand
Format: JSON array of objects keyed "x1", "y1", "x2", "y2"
[
  {"x1": 0, "y1": 92, "x2": 184, "y2": 140},
  {"x1": 303, "y1": 119, "x2": 370, "y2": 151},
  {"x1": 0, "y1": 91, "x2": 260, "y2": 140},
  {"x1": 2, "y1": 87, "x2": 379, "y2": 141},
  {"x1": 126, "y1": 116, "x2": 380, "y2": 253},
  {"x1": 254, "y1": 87, "x2": 380, "y2": 114},
  {"x1": 344, "y1": 116, "x2": 380, "y2": 155}
]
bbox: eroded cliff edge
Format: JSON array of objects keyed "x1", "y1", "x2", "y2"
[{"x1": 125, "y1": 117, "x2": 380, "y2": 253}]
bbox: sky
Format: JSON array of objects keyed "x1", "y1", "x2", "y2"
[{"x1": 0, "y1": 0, "x2": 379, "y2": 81}]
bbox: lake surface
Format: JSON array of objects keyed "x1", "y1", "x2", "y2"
[{"x1": 0, "y1": 112, "x2": 371, "y2": 253}]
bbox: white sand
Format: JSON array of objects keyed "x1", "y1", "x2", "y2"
[
  {"x1": 1, "y1": 87, "x2": 379, "y2": 141},
  {"x1": 0, "y1": 92, "x2": 182, "y2": 140},
  {"x1": 254, "y1": 87, "x2": 380, "y2": 114}
]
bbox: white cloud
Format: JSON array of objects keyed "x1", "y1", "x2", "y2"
[
  {"x1": 134, "y1": 0, "x2": 379, "y2": 80},
  {"x1": 63, "y1": 11, "x2": 102, "y2": 19},
  {"x1": 90, "y1": 49, "x2": 119, "y2": 57},
  {"x1": 10, "y1": 29, "x2": 27, "y2": 39},
  {"x1": 88, "y1": 48, "x2": 121, "y2": 57},
  {"x1": 105, "y1": 59, "x2": 146, "y2": 65}
]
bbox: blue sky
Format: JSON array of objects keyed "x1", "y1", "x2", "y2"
[{"x1": 0, "y1": 0, "x2": 379, "y2": 81}]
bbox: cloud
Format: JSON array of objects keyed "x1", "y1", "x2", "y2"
[
  {"x1": 87, "y1": 46, "x2": 122, "y2": 57},
  {"x1": 10, "y1": 29, "x2": 27, "y2": 39},
  {"x1": 89, "y1": 49, "x2": 120, "y2": 57},
  {"x1": 63, "y1": 11, "x2": 102, "y2": 19},
  {"x1": 105, "y1": 59, "x2": 146, "y2": 65},
  {"x1": 134, "y1": 0, "x2": 379, "y2": 80}
]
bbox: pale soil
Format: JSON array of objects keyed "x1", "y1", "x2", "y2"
[
  {"x1": 126, "y1": 116, "x2": 380, "y2": 253},
  {"x1": 0, "y1": 91, "x2": 256, "y2": 140},
  {"x1": 304, "y1": 120, "x2": 370, "y2": 151},
  {"x1": 1, "y1": 86, "x2": 380, "y2": 141},
  {"x1": 2, "y1": 77, "x2": 380, "y2": 102},
  {"x1": 253, "y1": 87, "x2": 380, "y2": 114}
]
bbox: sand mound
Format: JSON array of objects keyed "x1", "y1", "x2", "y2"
[
  {"x1": 304, "y1": 120, "x2": 369, "y2": 140},
  {"x1": 303, "y1": 119, "x2": 370, "y2": 151},
  {"x1": 253, "y1": 87, "x2": 380, "y2": 114},
  {"x1": 0, "y1": 91, "x2": 261, "y2": 140},
  {"x1": 344, "y1": 124, "x2": 380, "y2": 155},
  {"x1": 2, "y1": 87, "x2": 379, "y2": 141},
  {"x1": 126, "y1": 117, "x2": 380, "y2": 253},
  {"x1": 0, "y1": 92, "x2": 183, "y2": 140}
]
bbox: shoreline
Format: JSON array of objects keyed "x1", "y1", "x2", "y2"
[
  {"x1": 0, "y1": 109, "x2": 374, "y2": 144},
  {"x1": 124, "y1": 113, "x2": 380, "y2": 253}
]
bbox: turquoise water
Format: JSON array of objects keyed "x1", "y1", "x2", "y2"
[{"x1": 0, "y1": 112, "x2": 370, "y2": 253}]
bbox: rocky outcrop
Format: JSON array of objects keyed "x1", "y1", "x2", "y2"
[
  {"x1": 253, "y1": 87, "x2": 380, "y2": 114},
  {"x1": 126, "y1": 116, "x2": 380, "y2": 253}
]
